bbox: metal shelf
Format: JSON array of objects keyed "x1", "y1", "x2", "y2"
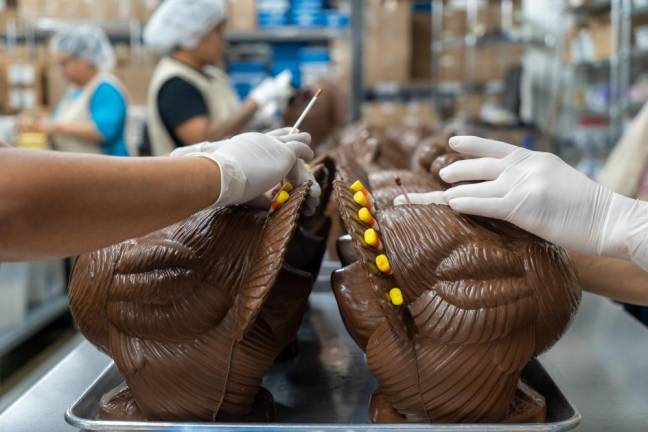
[
  {"x1": 564, "y1": 104, "x2": 609, "y2": 117},
  {"x1": 365, "y1": 81, "x2": 504, "y2": 102},
  {"x1": 229, "y1": 28, "x2": 346, "y2": 43},
  {"x1": 1, "y1": 19, "x2": 346, "y2": 45},
  {"x1": 630, "y1": 47, "x2": 648, "y2": 58},
  {"x1": 0, "y1": 295, "x2": 69, "y2": 357},
  {"x1": 571, "y1": 57, "x2": 610, "y2": 68},
  {"x1": 631, "y1": 5, "x2": 648, "y2": 16},
  {"x1": 566, "y1": 1, "x2": 611, "y2": 16}
]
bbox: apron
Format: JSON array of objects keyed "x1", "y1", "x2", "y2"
[
  {"x1": 147, "y1": 57, "x2": 241, "y2": 156},
  {"x1": 52, "y1": 74, "x2": 128, "y2": 154}
]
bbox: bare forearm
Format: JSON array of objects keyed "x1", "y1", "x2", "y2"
[
  {"x1": 203, "y1": 99, "x2": 258, "y2": 141},
  {"x1": 0, "y1": 149, "x2": 219, "y2": 261},
  {"x1": 569, "y1": 251, "x2": 648, "y2": 306},
  {"x1": 53, "y1": 121, "x2": 104, "y2": 143}
]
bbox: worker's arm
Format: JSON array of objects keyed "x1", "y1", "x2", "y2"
[
  {"x1": 0, "y1": 130, "x2": 312, "y2": 262},
  {"x1": 18, "y1": 116, "x2": 104, "y2": 143},
  {"x1": 395, "y1": 136, "x2": 648, "y2": 271},
  {"x1": 50, "y1": 120, "x2": 104, "y2": 143},
  {"x1": 0, "y1": 148, "x2": 219, "y2": 261},
  {"x1": 569, "y1": 251, "x2": 648, "y2": 306},
  {"x1": 176, "y1": 99, "x2": 259, "y2": 143}
]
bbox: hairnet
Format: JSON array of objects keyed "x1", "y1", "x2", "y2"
[
  {"x1": 50, "y1": 25, "x2": 116, "y2": 71},
  {"x1": 144, "y1": 0, "x2": 228, "y2": 55}
]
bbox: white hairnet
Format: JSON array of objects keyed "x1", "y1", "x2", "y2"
[
  {"x1": 50, "y1": 25, "x2": 116, "y2": 71},
  {"x1": 144, "y1": 0, "x2": 228, "y2": 55}
]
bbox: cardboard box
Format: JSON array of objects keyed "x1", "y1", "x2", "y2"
[
  {"x1": 19, "y1": 0, "x2": 155, "y2": 21},
  {"x1": 588, "y1": 17, "x2": 612, "y2": 60},
  {"x1": 0, "y1": 56, "x2": 44, "y2": 113},
  {"x1": 438, "y1": 47, "x2": 465, "y2": 82},
  {"x1": 411, "y1": 11, "x2": 432, "y2": 80},
  {"x1": 363, "y1": 101, "x2": 439, "y2": 129},
  {"x1": 443, "y1": 7, "x2": 466, "y2": 39},
  {"x1": 0, "y1": 6, "x2": 17, "y2": 30},
  {"x1": 477, "y1": 1, "x2": 501, "y2": 31},
  {"x1": 364, "y1": 0, "x2": 411, "y2": 85},
  {"x1": 114, "y1": 61, "x2": 155, "y2": 106},
  {"x1": 227, "y1": 0, "x2": 256, "y2": 31},
  {"x1": 131, "y1": 0, "x2": 161, "y2": 23},
  {"x1": 113, "y1": 50, "x2": 158, "y2": 105},
  {"x1": 45, "y1": 59, "x2": 67, "y2": 108}
]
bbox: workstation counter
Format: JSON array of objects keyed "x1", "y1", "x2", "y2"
[{"x1": 0, "y1": 292, "x2": 646, "y2": 431}]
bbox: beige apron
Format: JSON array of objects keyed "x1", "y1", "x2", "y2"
[
  {"x1": 147, "y1": 57, "x2": 241, "y2": 156},
  {"x1": 598, "y1": 103, "x2": 648, "y2": 198},
  {"x1": 52, "y1": 74, "x2": 127, "y2": 154}
]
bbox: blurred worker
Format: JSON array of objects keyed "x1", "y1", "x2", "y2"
[
  {"x1": 19, "y1": 25, "x2": 128, "y2": 156},
  {"x1": 0, "y1": 128, "x2": 316, "y2": 261},
  {"x1": 143, "y1": 0, "x2": 292, "y2": 155},
  {"x1": 395, "y1": 136, "x2": 648, "y2": 305}
]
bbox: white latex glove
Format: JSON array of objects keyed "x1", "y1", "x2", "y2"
[
  {"x1": 394, "y1": 136, "x2": 648, "y2": 270},
  {"x1": 268, "y1": 127, "x2": 321, "y2": 215},
  {"x1": 250, "y1": 70, "x2": 293, "y2": 108},
  {"x1": 170, "y1": 131, "x2": 313, "y2": 207},
  {"x1": 169, "y1": 127, "x2": 311, "y2": 157},
  {"x1": 287, "y1": 159, "x2": 321, "y2": 216}
]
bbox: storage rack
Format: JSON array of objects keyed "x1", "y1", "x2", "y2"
[
  {"x1": 559, "y1": 0, "x2": 648, "y2": 147},
  {"x1": 349, "y1": 0, "x2": 520, "y2": 122}
]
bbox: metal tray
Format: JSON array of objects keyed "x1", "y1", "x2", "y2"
[{"x1": 65, "y1": 291, "x2": 581, "y2": 431}]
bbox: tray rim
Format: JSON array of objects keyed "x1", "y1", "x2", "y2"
[{"x1": 64, "y1": 362, "x2": 582, "y2": 432}]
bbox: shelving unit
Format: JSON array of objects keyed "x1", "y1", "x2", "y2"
[
  {"x1": 554, "y1": 0, "x2": 648, "y2": 150},
  {"x1": 0, "y1": 20, "x2": 345, "y2": 44},
  {"x1": 348, "y1": 0, "x2": 522, "y2": 122}
]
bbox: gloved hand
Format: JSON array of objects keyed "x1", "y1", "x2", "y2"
[
  {"x1": 170, "y1": 130, "x2": 313, "y2": 207},
  {"x1": 287, "y1": 159, "x2": 321, "y2": 216},
  {"x1": 268, "y1": 127, "x2": 321, "y2": 215},
  {"x1": 394, "y1": 136, "x2": 648, "y2": 269},
  {"x1": 250, "y1": 70, "x2": 293, "y2": 108},
  {"x1": 169, "y1": 127, "x2": 312, "y2": 157}
]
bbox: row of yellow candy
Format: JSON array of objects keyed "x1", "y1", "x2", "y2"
[{"x1": 349, "y1": 180, "x2": 404, "y2": 307}]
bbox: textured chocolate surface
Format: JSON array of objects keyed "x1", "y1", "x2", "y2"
[
  {"x1": 331, "y1": 149, "x2": 581, "y2": 423},
  {"x1": 69, "y1": 184, "x2": 314, "y2": 421}
]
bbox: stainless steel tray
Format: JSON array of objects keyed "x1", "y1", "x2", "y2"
[{"x1": 65, "y1": 291, "x2": 581, "y2": 431}]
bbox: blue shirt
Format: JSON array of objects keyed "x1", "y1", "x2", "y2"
[{"x1": 57, "y1": 81, "x2": 129, "y2": 156}]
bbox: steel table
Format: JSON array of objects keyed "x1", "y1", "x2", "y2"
[{"x1": 0, "y1": 291, "x2": 646, "y2": 431}]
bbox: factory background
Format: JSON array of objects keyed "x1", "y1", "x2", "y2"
[{"x1": 0, "y1": 1, "x2": 647, "y2": 432}]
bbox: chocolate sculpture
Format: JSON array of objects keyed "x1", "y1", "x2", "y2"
[
  {"x1": 68, "y1": 180, "x2": 329, "y2": 422},
  {"x1": 331, "y1": 140, "x2": 581, "y2": 423}
]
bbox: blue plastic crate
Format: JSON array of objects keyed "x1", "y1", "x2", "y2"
[
  {"x1": 297, "y1": 46, "x2": 330, "y2": 62},
  {"x1": 292, "y1": 0, "x2": 326, "y2": 8},
  {"x1": 227, "y1": 62, "x2": 267, "y2": 74},
  {"x1": 272, "y1": 42, "x2": 303, "y2": 60},
  {"x1": 325, "y1": 10, "x2": 350, "y2": 28},
  {"x1": 291, "y1": 11, "x2": 327, "y2": 27}
]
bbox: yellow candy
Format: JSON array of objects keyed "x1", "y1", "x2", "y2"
[
  {"x1": 376, "y1": 254, "x2": 392, "y2": 274},
  {"x1": 364, "y1": 228, "x2": 380, "y2": 248},
  {"x1": 354, "y1": 190, "x2": 371, "y2": 208},
  {"x1": 271, "y1": 190, "x2": 290, "y2": 209},
  {"x1": 350, "y1": 180, "x2": 366, "y2": 193},
  {"x1": 358, "y1": 207, "x2": 376, "y2": 227},
  {"x1": 304, "y1": 163, "x2": 312, "y2": 169},
  {"x1": 276, "y1": 190, "x2": 290, "y2": 204},
  {"x1": 282, "y1": 181, "x2": 294, "y2": 192},
  {"x1": 389, "y1": 288, "x2": 404, "y2": 306}
]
